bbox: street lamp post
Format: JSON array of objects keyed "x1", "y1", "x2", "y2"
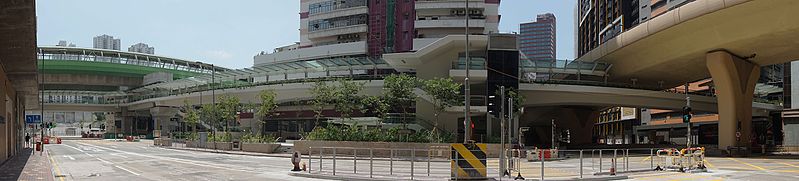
[
  {"x1": 463, "y1": 0, "x2": 472, "y2": 143},
  {"x1": 40, "y1": 53, "x2": 45, "y2": 155}
]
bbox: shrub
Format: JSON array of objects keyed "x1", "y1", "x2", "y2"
[
  {"x1": 241, "y1": 133, "x2": 276, "y2": 143},
  {"x1": 305, "y1": 124, "x2": 454, "y2": 143}
]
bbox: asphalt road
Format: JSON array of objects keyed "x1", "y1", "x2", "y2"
[
  {"x1": 45, "y1": 140, "x2": 799, "y2": 181},
  {"x1": 46, "y1": 140, "x2": 326, "y2": 181}
]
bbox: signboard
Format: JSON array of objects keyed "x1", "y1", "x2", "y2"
[{"x1": 25, "y1": 115, "x2": 42, "y2": 124}]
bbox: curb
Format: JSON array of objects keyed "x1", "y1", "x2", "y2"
[
  {"x1": 288, "y1": 172, "x2": 401, "y2": 181},
  {"x1": 290, "y1": 172, "x2": 628, "y2": 181},
  {"x1": 593, "y1": 168, "x2": 654, "y2": 176},
  {"x1": 160, "y1": 146, "x2": 295, "y2": 158}
]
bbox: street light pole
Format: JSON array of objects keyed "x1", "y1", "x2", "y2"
[
  {"x1": 40, "y1": 52, "x2": 45, "y2": 155},
  {"x1": 463, "y1": 0, "x2": 472, "y2": 143},
  {"x1": 212, "y1": 64, "x2": 217, "y2": 151},
  {"x1": 551, "y1": 119, "x2": 556, "y2": 149}
]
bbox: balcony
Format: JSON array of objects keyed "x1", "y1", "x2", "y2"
[
  {"x1": 415, "y1": 19, "x2": 485, "y2": 29},
  {"x1": 253, "y1": 41, "x2": 367, "y2": 66},
  {"x1": 450, "y1": 57, "x2": 487, "y2": 82},
  {"x1": 415, "y1": 0, "x2": 487, "y2": 10},
  {"x1": 307, "y1": 24, "x2": 367, "y2": 40}
]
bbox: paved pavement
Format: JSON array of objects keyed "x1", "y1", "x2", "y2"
[
  {"x1": 45, "y1": 140, "x2": 325, "y2": 181},
  {"x1": 0, "y1": 148, "x2": 55, "y2": 181}
]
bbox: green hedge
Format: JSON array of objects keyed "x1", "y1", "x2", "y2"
[{"x1": 305, "y1": 124, "x2": 453, "y2": 143}]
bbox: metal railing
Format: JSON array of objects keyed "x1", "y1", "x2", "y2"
[
  {"x1": 305, "y1": 146, "x2": 686, "y2": 180},
  {"x1": 308, "y1": 146, "x2": 452, "y2": 180}
]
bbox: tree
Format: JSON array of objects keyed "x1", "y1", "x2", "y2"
[
  {"x1": 311, "y1": 81, "x2": 334, "y2": 125},
  {"x1": 494, "y1": 86, "x2": 526, "y2": 115},
  {"x1": 333, "y1": 79, "x2": 366, "y2": 119},
  {"x1": 217, "y1": 95, "x2": 241, "y2": 134},
  {"x1": 422, "y1": 78, "x2": 462, "y2": 125},
  {"x1": 183, "y1": 99, "x2": 199, "y2": 140},
  {"x1": 382, "y1": 74, "x2": 419, "y2": 126},
  {"x1": 255, "y1": 90, "x2": 278, "y2": 135}
]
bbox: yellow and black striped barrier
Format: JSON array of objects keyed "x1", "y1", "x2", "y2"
[{"x1": 451, "y1": 143, "x2": 487, "y2": 179}]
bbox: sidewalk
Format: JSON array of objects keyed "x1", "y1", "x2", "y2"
[{"x1": 0, "y1": 148, "x2": 55, "y2": 181}]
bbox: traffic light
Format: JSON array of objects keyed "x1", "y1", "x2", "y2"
[
  {"x1": 488, "y1": 95, "x2": 501, "y2": 118},
  {"x1": 682, "y1": 106, "x2": 692, "y2": 123}
]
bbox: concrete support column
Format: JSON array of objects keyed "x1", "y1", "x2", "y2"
[
  {"x1": 150, "y1": 107, "x2": 180, "y2": 138},
  {"x1": 706, "y1": 51, "x2": 760, "y2": 149}
]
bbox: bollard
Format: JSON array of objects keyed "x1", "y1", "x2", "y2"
[
  {"x1": 580, "y1": 150, "x2": 584, "y2": 179},
  {"x1": 626, "y1": 149, "x2": 629, "y2": 171},
  {"x1": 308, "y1": 149, "x2": 312, "y2": 173},
  {"x1": 354, "y1": 149, "x2": 357, "y2": 174},
  {"x1": 541, "y1": 150, "x2": 545, "y2": 181},
  {"x1": 650, "y1": 149, "x2": 654, "y2": 169},
  {"x1": 411, "y1": 149, "x2": 415, "y2": 180},
  {"x1": 428, "y1": 149, "x2": 431, "y2": 176},
  {"x1": 370, "y1": 148, "x2": 373, "y2": 178},
  {"x1": 390, "y1": 149, "x2": 394, "y2": 175},
  {"x1": 319, "y1": 148, "x2": 323, "y2": 172},
  {"x1": 599, "y1": 150, "x2": 603, "y2": 172},
  {"x1": 612, "y1": 149, "x2": 617, "y2": 175},
  {"x1": 333, "y1": 147, "x2": 336, "y2": 175}
]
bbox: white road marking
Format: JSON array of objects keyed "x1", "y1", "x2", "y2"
[
  {"x1": 76, "y1": 142, "x2": 269, "y2": 173},
  {"x1": 111, "y1": 153, "x2": 129, "y2": 158},
  {"x1": 63, "y1": 155, "x2": 75, "y2": 160},
  {"x1": 84, "y1": 152, "x2": 95, "y2": 157},
  {"x1": 114, "y1": 165, "x2": 141, "y2": 176},
  {"x1": 61, "y1": 144, "x2": 85, "y2": 153},
  {"x1": 96, "y1": 158, "x2": 113, "y2": 164}
]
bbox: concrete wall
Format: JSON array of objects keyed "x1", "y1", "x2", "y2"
[
  {"x1": 0, "y1": 66, "x2": 23, "y2": 163},
  {"x1": 253, "y1": 41, "x2": 367, "y2": 66},
  {"x1": 241, "y1": 143, "x2": 280, "y2": 153}
]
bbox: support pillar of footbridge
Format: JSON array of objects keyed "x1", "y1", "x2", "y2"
[
  {"x1": 150, "y1": 106, "x2": 181, "y2": 138},
  {"x1": 706, "y1": 50, "x2": 760, "y2": 150}
]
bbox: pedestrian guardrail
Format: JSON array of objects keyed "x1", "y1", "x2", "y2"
[{"x1": 304, "y1": 146, "x2": 709, "y2": 180}]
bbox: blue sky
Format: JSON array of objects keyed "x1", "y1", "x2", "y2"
[{"x1": 37, "y1": 0, "x2": 575, "y2": 69}]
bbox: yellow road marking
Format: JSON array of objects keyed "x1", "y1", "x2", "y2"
[
  {"x1": 704, "y1": 159, "x2": 714, "y2": 168},
  {"x1": 726, "y1": 158, "x2": 766, "y2": 171},
  {"x1": 773, "y1": 170, "x2": 799, "y2": 173},
  {"x1": 780, "y1": 162, "x2": 799, "y2": 169},
  {"x1": 642, "y1": 156, "x2": 652, "y2": 161},
  {"x1": 47, "y1": 151, "x2": 66, "y2": 181}
]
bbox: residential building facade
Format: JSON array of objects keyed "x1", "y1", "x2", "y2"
[
  {"x1": 93, "y1": 34, "x2": 121, "y2": 50},
  {"x1": 128, "y1": 43, "x2": 155, "y2": 54}
]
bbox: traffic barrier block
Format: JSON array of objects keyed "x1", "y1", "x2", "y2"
[{"x1": 451, "y1": 143, "x2": 487, "y2": 179}]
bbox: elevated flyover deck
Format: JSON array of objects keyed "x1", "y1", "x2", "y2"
[{"x1": 576, "y1": 0, "x2": 799, "y2": 88}]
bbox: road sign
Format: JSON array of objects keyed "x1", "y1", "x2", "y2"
[{"x1": 25, "y1": 115, "x2": 42, "y2": 124}]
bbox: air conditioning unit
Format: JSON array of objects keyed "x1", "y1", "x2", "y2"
[{"x1": 457, "y1": 10, "x2": 466, "y2": 15}]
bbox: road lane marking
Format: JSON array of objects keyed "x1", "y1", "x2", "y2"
[
  {"x1": 96, "y1": 158, "x2": 113, "y2": 164},
  {"x1": 61, "y1": 144, "x2": 85, "y2": 153},
  {"x1": 48, "y1": 150, "x2": 67, "y2": 181},
  {"x1": 114, "y1": 165, "x2": 141, "y2": 176},
  {"x1": 780, "y1": 162, "x2": 799, "y2": 169},
  {"x1": 63, "y1": 155, "x2": 75, "y2": 160},
  {"x1": 642, "y1": 156, "x2": 652, "y2": 161},
  {"x1": 76, "y1": 142, "x2": 265, "y2": 173},
  {"x1": 84, "y1": 152, "x2": 95, "y2": 157},
  {"x1": 111, "y1": 153, "x2": 129, "y2": 158},
  {"x1": 704, "y1": 159, "x2": 714, "y2": 168},
  {"x1": 726, "y1": 158, "x2": 766, "y2": 170}
]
